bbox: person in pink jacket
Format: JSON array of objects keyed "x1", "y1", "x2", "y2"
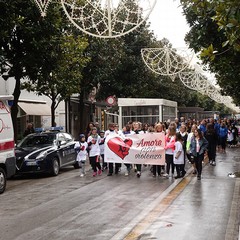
[{"x1": 163, "y1": 125, "x2": 176, "y2": 178}]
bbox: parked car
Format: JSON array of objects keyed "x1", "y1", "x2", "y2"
[{"x1": 15, "y1": 131, "x2": 79, "y2": 176}]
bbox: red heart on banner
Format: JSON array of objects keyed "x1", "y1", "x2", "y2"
[{"x1": 107, "y1": 137, "x2": 133, "y2": 160}]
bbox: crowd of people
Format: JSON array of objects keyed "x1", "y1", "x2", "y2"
[{"x1": 74, "y1": 117, "x2": 240, "y2": 180}]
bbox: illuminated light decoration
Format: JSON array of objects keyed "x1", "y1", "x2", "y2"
[
  {"x1": 178, "y1": 69, "x2": 209, "y2": 91},
  {"x1": 61, "y1": 0, "x2": 157, "y2": 38},
  {"x1": 178, "y1": 64, "x2": 239, "y2": 110},
  {"x1": 179, "y1": 70, "x2": 226, "y2": 103},
  {"x1": 141, "y1": 47, "x2": 194, "y2": 77},
  {"x1": 201, "y1": 83, "x2": 224, "y2": 103},
  {"x1": 33, "y1": 0, "x2": 52, "y2": 17}
]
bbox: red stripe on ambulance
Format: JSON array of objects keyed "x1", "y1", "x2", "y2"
[{"x1": 0, "y1": 141, "x2": 15, "y2": 151}]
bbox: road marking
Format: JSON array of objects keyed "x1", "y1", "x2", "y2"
[
  {"x1": 225, "y1": 179, "x2": 240, "y2": 240},
  {"x1": 110, "y1": 173, "x2": 193, "y2": 240},
  {"x1": 239, "y1": 225, "x2": 240, "y2": 240}
]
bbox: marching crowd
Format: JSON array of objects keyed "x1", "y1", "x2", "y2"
[{"x1": 74, "y1": 117, "x2": 239, "y2": 180}]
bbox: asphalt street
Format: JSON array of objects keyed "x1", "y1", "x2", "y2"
[{"x1": 0, "y1": 147, "x2": 239, "y2": 240}]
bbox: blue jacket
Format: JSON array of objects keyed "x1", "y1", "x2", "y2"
[
  {"x1": 219, "y1": 126, "x2": 228, "y2": 138},
  {"x1": 190, "y1": 137, "x2": 208, "y2": 157}
]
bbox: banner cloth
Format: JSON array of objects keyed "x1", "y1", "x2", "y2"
[{"x1": 104, "y1": 132, "x2": 165, "y2": 165}]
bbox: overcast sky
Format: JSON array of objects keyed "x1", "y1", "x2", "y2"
[{"x1": 148, "y1": 0, "x2": 190, "y2": 48}]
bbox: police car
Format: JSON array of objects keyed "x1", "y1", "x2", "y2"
[{"x1": 15, "y1": 129, "x2": 78, "y2": 176}]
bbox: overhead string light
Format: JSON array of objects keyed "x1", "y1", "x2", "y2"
[
  {"x1": 141, "y1": 47, "x2": 194, "y2": 78},
  {"x1": 60, "y1": 0, "x2": 157, "y2": 38},
  {"x1": 33, "y1": 0, "x2": 52, "y2": 17}
]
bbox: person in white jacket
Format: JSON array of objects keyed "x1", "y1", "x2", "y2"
[
  {"x1": 74, "y1": 134, "x2": 88, "y2": 177},
  {"x1": 174, "y1": 133, "x2": 186, "y2": 179},
  {"x1": 87, "y1": 127, "x2": 102, "y2": 177}
]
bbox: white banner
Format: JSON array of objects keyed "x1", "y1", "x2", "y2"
[{"x1": 105, "y1": 132, "x2": 165, "y2": 165}]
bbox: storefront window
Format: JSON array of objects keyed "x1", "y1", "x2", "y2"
[
  {"x1": 163, "y1": 106, "x2": 176, "y2": 121},
  {"x1": 122, "y1": 106, "x2": 159, "y2": 126}
]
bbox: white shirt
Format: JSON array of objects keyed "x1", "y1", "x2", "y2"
[
  {"x1": 74, "y1": 142, "x2": 88, "y2": 161},
  {"x1": 87, "y1": 135, "x2": 101, "y2": 157},
  {"x1": 174, "y1": 141, "x2": 184, "y2": 165},
  {"x1": 227, "y1": 131, "x2": 234, "y2": 141},
  {"x1": 104, "y1": 130, "x2": 116, "y2": 138}
]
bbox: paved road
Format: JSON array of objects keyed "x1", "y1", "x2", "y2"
[{"x1": 0, "y1": 147, "x2": 239, "y2": 240}]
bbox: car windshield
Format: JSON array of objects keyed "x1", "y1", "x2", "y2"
[{"x1": 17, "y1": 134, "x2": 56, "y2": 148}]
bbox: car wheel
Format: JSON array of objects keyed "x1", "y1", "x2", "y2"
[
  {"x1": 0, "y1": 167, "x2": 6, "y2": 194},
  {"x1": 51, "y1": 158, "x2": 60, "y2": 176}
]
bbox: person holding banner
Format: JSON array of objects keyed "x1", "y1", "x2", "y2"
[
  {"x1": 152, "y1": 123, "x2": 165, "y2": 177},
  {"x1": 164, "y1": 126, "x2": 176, "y2": 178},
  {"x1": 87, "y1": 127, "x2": 102, "y2": 177},
  {"x1": 105, "y1": 123, "x2": 121, "y2": 176},
  {"x1": 122, "y1": 124, "x2": 134, "y2": 176},
  {"x1": 133, "y1": 122, "x2": 144, "y2": 177}
]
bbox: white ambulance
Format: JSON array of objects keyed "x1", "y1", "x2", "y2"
[{"x1": 0, "y1": 95, "x2": 16, "y2": 194}]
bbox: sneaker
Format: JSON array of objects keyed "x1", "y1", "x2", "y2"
[
  {"x1": 80, "y1": 173, "x2": 84, "y2": 177},
  {"x1": 152, "y1": 174, "x2": 156, "y2": 177},
  {"x1": 93, "y1": 172, "x2": 97, "y2": 177},
  {"x1": 197, "y1": 175, "x2": 201, "y2": 180},
  {"x1": 125, "y1": 171, "x2": 129, "y2": 176},
  {"x1": 107, "y1": 173, "x2": 113, "y2": 176},
  {"x1": 162, "y1": 173, "x2": 169, "y2": 178},
  {"x1": 209, "y1": 160, "x2": 213, "y2": 165},
  {"x1": 212, "y1": 161, "x2": 216, "y2": 166},
  {"x1": 98, "y1": 170, "x2": 102, "y2": 176},
  {"x1": 137, "y1": 171, "x2": 141, "y2": 178},
  {"x1": 174, "y1": 175, "x2": 181, "y2": 179}
]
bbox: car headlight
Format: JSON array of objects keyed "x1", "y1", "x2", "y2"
[{"x1": 36, "y1": 151, "x2": 48, "y2": 160}]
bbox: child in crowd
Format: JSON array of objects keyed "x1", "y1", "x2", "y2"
[
  {"x1": 87, "y1": 127, "x2": 102, "y2": 177},
  {"x1": 99, "y1": 130, "x2": 107, "y2": 171},
  {"x1": 74, "y1": 134, "x2": 88, "y2": 177},
  {"x1": 174, "y1": 133, "x2": 186, "y2": 179}
]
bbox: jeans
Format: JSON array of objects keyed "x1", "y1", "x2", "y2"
[{"x1": 194, "y1": 153, "x2": 204, "y2": 176}]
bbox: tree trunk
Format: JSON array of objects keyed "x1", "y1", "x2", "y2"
[
  {"x1": 11, "y1": 75, "x2": 21, "y2": 142},
  {"x1": 51, "y1": 100, "x2": 56, "y2": 127},
  {"x1": 79, "y1": 92, "x2": 85, "y2": 134}
]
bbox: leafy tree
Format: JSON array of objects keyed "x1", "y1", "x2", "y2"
[
  {"x1": 180, "y1": 0, "x2": 240, "y2": 51},
  {"x1": 0, "y1": 0, "x2": 89, "y2": 138},
  {"x1": 0, "y1": 0, "x2": 45, "y2": 140},
  {"x1": 81, "y1": 1, "x2": 228, "y2": 123},
  {"x1": 180, "y1": 0, "x2": 240, "y2": 106},
  {"x1": 22, "y1": 32, "x2": 89, "y2": 126}
]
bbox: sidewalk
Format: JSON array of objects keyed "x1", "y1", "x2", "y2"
[{"x1": 121, "y1": 147, "x2": 240, "y2": 240}]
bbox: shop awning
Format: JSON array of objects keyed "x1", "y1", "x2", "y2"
[{"x1": 18, "y1": 102, "x2": 51, "y2": 116}]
